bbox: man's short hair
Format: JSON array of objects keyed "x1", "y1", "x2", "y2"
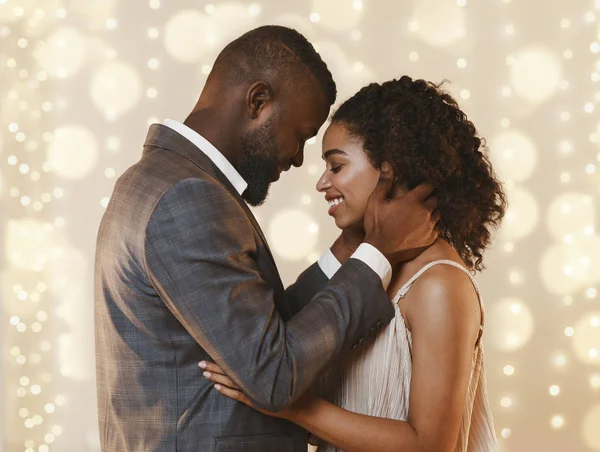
[{"x1": 210, "y1": 25, "x2": 337, "y2": 106}]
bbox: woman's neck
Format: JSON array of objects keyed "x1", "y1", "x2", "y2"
[{"x1": 386, "y1": 238, "x2": 463, "y2": 298}]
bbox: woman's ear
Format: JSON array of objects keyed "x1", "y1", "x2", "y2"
[{"x1": 380, "y1": 161, "x2": 395, "y2": 182}]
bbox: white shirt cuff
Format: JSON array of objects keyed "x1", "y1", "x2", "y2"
[
  {"x1": 350, "y1": 243, "x2": 392, "y2": 290},
  {"x1": 318, "y1": 244, "x2": 392, "y2": 290},
  {"x1": 318, "y1": 249, "x2": 342, "y2": 279}
]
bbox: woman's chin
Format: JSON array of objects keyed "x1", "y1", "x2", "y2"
[
  {"x1": 333, "y1": 215, "x2": 347, "y2": 230},
  {"x1": 334, "y1": 215, "x2": 361, "y2": 231}
]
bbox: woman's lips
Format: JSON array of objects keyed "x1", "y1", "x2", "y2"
[{"x1": 327, "y1": 198, "x2": 344, "y2": 216}]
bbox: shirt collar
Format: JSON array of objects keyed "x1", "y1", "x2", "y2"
[{"x1": 163, "y1": 119, "x2": 248, "y2": 196}]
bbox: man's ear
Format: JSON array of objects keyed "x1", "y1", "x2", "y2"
[{"x1": 246, "y1": 81, "x2": 272, "y2": 119}]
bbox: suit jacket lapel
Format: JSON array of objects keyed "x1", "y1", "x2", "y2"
[{"x1": 143, "y1": 124, "x2": 277, "y2": 266}]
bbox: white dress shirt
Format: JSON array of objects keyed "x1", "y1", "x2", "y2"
[
  {"x1": 164, "y1": 119, "x2": 248, "y2": 195},
  {"x1": 164, "y1": 118, "x2": 391, "y2": 288}
]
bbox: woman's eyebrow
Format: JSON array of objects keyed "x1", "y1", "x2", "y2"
[{"x1": 322, "y1": 149, "x2": 348, "y2": 160}]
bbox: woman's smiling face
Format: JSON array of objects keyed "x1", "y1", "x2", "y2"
[{"x1": 316, "y1": 122, "x2": 382, "y2": 230}]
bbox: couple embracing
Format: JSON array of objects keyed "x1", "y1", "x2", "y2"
[{"x1": 95, "y1": 25, "x2": 505, "y2": 452}]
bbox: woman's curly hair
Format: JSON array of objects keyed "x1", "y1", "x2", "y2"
[{"x1": 332, "y1": 76, "x2": 507, "y2": 271}]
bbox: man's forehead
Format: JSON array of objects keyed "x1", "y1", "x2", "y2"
[{"x1": 295, "y1": 92, "x2": 330, "y2": 121}]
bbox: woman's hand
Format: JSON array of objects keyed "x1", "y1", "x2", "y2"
[{"x1": 199, "y1": 361, "x2": 316, "y2": 421}]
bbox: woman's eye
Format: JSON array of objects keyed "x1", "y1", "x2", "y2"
[{"x1": 331, "y1": 165, "x2": 342, "y2": 174}]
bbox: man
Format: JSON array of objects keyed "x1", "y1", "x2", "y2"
[{"x1": 94, "y1": 26, "x2": 437, "y2": 451}]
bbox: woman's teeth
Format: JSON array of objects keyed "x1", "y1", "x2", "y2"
[{"x1": 328, "y1": 197, "x2": 344, "y2": 208}]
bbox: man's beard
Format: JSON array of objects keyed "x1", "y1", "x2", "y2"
[{"x1": 238, "y1": 118, "x2": 280, "y2": 206}]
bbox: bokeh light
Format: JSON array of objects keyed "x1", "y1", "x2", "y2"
[
  {"x1": 583, "y1": 404, "x2": 600, "y2": 451},
  {"x1": 309, "y1": 0, "x2": 363, "y2": 32},
  {"x1": 89, "y1": 61, "x2": 142, "y2": 120},
  {"x1": 500, "y1": 187, "x2": 539, "y2": 240},
  {"x1": 164, "y1": 9, "x2": 220, "y2": 63},
  {"x1": 313, "y1": 40, "x2": 376, "y2": 99},
  {"x1": 46, "y1": 126, "x2": 99, "y2": 180},
  {"x1": 411, "y1": 0, "x2": 466, "y2": 47},
  {"x1": 71, "y1": 0, "x2": 117, "y2": 30},
  {"x1": 35, "y1": 26, "x2": 86, "y2": 78},
  {"x1": 267, "y1": 210, "x2": 319, "y2": 260},
  {"x1": 547, "y1": 193, "x2": 595, "y2": 241},
  {"x1": 5, "y1": 219, "x2": 57, "y2": 271},
  {"x1": 572, "y1": 312, "x2": 600, "y2": 365},
  {"x1": 489, "y1": 131, "x2": 538, "y2": 183},
  {"x1": 539, "y1": 236, "x2": 600, "y2": 295},
  {"x1": 487, "y1": 298, "x2": 534, "y2": 351},
  {"x1": 509, "y1": 46, "x2": 563, "y2": 103},
  {"x1": 164, "y1": 5, "x2": 257, "y2": 64}
]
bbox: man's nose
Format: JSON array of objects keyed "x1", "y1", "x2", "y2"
[{"x1": 292, "y1": 146, "x2": 304, "y2": 167}]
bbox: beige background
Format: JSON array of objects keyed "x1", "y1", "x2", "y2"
[{"x1": 1, "y1": 0, "x2": 600, "y2": 451}]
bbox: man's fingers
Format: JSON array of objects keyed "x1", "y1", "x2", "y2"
[
  {"x1": 407, "y1": 182, "x2": 436, "y2": 201},
  {"x1": 431, "y1": 209, "x2": 441, "y2": 224},
  {"x1": 425, "y1": 194, "x2": 438, "y2": 212},
  {"x1": 371, "y1": 175, "x2": 394, "y2": 201}
]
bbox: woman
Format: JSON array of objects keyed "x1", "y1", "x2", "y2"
[{"x1": 200, "y1": 76, "x2": 506, "y2": 451}]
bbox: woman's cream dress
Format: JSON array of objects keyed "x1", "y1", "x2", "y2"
[{"x1": 316, "y1": 260, "x2": 498, "y2": 452}]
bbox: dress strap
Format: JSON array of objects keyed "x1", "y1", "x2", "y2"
[{"x1": 392, "y1": 260, "x2": 485, "y2": 343}]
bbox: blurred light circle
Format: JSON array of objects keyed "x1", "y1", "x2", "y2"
[
  {"x1": 6, "y1": 219, "x2": 56, "y2": 271},
  {"x1": 539, "y1": 236, "x2": 600, "y2": 295},
  {"x1": 487, "y1": 298, "x2": 534, "y2": 351},
  {"x1": 71, "y1": 0, "x2": 118, "y2": 30},
  {"x1": 413, "y1": 0, "x2": 466, "y2": 47},
  {"x1": 572, "y1": 312, "x2": 600, "y2": 366},
  {"x1": 7, "y1": 1, "x2": 64, "y2": 37},
  {"x1": 2, "y1": 271, "x2": 37, "y2": 315},
  {"x1": 583, "y1": 404, "x2": 600, "y2": 450},
  {"x1": 0, "y1": 0, "x2": 36, "y2": 23},
  {"x1": 49, "y1": 245, "x2": 93, "y2": 381},
  {"x1": 47, "y1": 126, "x2": 98, "y2": 180},
  {"x1": 540, "y1": 244, "x2": 582, "y2": 295},
  {"x1": 576, "y1": 236, "x2": 600, "y2": 285},
  {"x1": 509, "y1": 46, "x2": 562, "y2": 103},
  {"x1": 313, "y1": 41, "x2": 376, "y2": 100},
  {"x1": 1, "y1": 82, "x2": 43, "y2": 129},
  {"x1": 310, "y1": 0, "x2": 363, "y2": 32},
  {"x1": 268, "y1": 210, "x2": 318, "y2": 260},
  {"x1": 164, "y1": 5, "x2": 256, "y2": 64},
  {"x1": 164, "y1": 11, "x2": 210, "y2": 62},
  {"x1": 209, "y1": 3, "x2": 256, "y2": 54},
  {"x1": 314, "y1": 41, "x2": 348, "y2": 75},
  {"x1": 46, "y1": 246, "x2": 88, "y2": 299},
  {"x1": 90, "y1": 61, "x2": 142, "y2": 119},
  {"x1": 489, "y1": 131, "x2": 537, "y2": 183},
  {"x1": 0, "y1": 4, "x2": 19, "y2": 23},
  {"x1": 273, "y1": 14, "x2": 315, "y2": 40},
  {"x1": 547, "y1": 193, "x2": 595, "y2": 240},
  {"x1": 500, "y1": 187, "x2": 539, "y2": 240},
  {"x1": 36, "y1": 27, "x2": 86, "y2": 78},
  {"x1": 0, "y1": 130, "x2": 3, "y2": 198}
]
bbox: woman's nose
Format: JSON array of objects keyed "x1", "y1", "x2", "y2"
[{"x1": 316, "y1": 171, "x2": 332, "y2": 192}]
